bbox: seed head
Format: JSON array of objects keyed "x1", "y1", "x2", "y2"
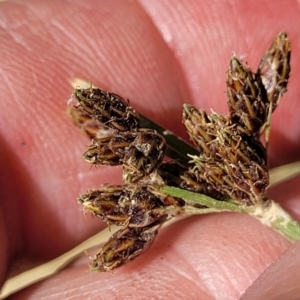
[
  {"x1": 258, "y1": 32, "x2": 291, "y2": 109},
  {"x1": 123, "y1": 130, "x2": 166, "y2": 183},
  {"x1": 183, "y1": 105, "x2": 269, "y2": 205},
  {"x1": 79, "y1": 185, "x2": 180, "y2": 228},
  {"x1": 73, "y1": 88, "x2": 140, "y2": 132},
  {"x1": 227, "y1": 56, "x2": 267, "y2": 134},
  {"x1": 90, "y1": 225, "x2": 160, "y2": 272}
]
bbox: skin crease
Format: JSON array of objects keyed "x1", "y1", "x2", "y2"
[{"x1": 0, "y1": 0, "x2": 300, "y2": 299}]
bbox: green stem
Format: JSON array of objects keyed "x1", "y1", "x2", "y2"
[
  {"x1": 160, "y1": 185, "x2": 300, "y2": 242},
  {"x1": 248, "y1": 201, "x2": 300, "y2": 242},
  {"x1": 161, "y1": 186, "x2": 245, "y2": 212}
]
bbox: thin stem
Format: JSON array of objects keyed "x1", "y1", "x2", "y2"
[
  {"x1": 183, "y1": 206, "x2": 237, "y2": 215},
  {"x1": 160, "y1": 186, "x2": 245, "y2": 212},
  {"x1": 249, "y1": 201, "x2": 300, "y2": 242},
  {"x1": 161, "y1": 185, "x2": 300, "y2": 242}
]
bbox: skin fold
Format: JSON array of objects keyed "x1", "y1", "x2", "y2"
[{"x1": 0, "y1": 0, "x2": 300, "y2": 299}]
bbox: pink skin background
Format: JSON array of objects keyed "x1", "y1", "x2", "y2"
[{"x1": 0, "y1": 0, "x2": 300, "y2": 299}]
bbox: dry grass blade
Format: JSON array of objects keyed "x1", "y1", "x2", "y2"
[
  {"x1": 0, "y1": 226, "x2": 119, "y2": 299},
  {"x1": 0, "y1": 216, "x2": 182, "y2": 299},
  {"x1": 269, "y1": 161, "x2": 300, "y2": 186}
]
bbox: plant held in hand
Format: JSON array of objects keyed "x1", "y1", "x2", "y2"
[{"x1": 69, "y1": 32, "x2": 299, "y2": 272}]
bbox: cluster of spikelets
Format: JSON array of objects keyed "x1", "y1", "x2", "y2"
[
  {"x1": 184, "y1": 32, "x2": 290, "y2": 206},
  {"x1": 68, "y1": 88, "x2": 189, "y2": 271},
  {"x1": 68, "y1": 32, "x2": 290, "y2": 271}
]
